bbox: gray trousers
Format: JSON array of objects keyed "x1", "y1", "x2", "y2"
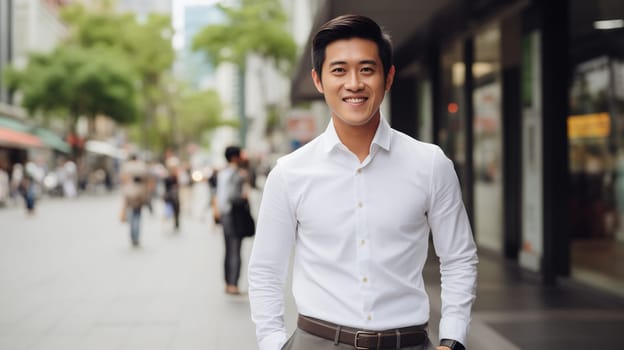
[{"x1": 281, "y1": 328, "x2": 436, "y2": 350}]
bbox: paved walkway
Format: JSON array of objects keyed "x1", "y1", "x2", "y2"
[
  {"x1": 434, "y1": 251, "x2": 624, "y2": 349},
  {"x1": 0, "y1": 187, "x2": 268, "y2": 350},
  {"x1": 1, "y1": 188, "x2": 624, "y2": 349}
]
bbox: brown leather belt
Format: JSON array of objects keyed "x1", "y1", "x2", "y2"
[{"x1": 297, "y1": 315, "x2": 427, "y2": 350}]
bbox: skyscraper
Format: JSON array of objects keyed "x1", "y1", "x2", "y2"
[{"x1": 176, "y1": 3, "x2": 223, "y2": 89}]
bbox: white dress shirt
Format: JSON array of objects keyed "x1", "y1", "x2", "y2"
[{"x1": 249, "y1": 117, "x2": 478, "y2": 350}]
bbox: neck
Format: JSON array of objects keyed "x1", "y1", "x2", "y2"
[{"x1": 333, "y1": 117, "x2": 379, "y2": 163}]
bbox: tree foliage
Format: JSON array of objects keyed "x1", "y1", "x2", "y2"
[
  {"x1": 61, "y1": 5, "x2": 174, "y2": 82},
  {"x1": 192, "y1": 0, "x2": 297, "y2": 74},
  {"x1": 3, "y1": 0, "x2": 233, "y2": 154},
  {"x1": 176, "y1": 89, "x2": 235, "y2": 141},
  {"x1": 59, "y1": 3, "x2": 175, "y2": 150},
  {"x1": 4, "y1": 46, "x2": 137, "y2": 129}
]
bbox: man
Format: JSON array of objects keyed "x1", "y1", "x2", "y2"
[
  {"x1": 215, "y1": 145, "x2": 247, "y2": 295},
  {"x1": 248, "y1": 14, "x2": 478, "y2": 350},
  {"x1": 0, "y1": 160, "x2": 9, "y2": 206},
  {"x1": 164, "y1": 156, "x2": 182, "y2": 231},
  {"x1": 120, "y1": 154, "x2": 148, "y2": 247}
]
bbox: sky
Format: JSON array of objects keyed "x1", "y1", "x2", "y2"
[{"x1": 171, "y1": 0, "x2": 221, "y2": 49}]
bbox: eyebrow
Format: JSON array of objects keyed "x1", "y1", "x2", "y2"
[{"x1": 328, "y1": 60, "x2": 378, "y2": 67}]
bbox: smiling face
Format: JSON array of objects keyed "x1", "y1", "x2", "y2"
[{"x1": 311, "y1": 37, "x2": 395, "y2": 130}]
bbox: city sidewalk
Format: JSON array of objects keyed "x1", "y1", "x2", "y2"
[
  {"x1": 449, "y1": 251, "x2": 624, "y2": 349},
  {"x1": 0, "y1": 188, "x2": 267, "y2": 350},
  {"x1": 1, "y1": 189, "x2": 624, "y2": 349}
]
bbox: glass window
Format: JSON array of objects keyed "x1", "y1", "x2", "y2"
[
  {"x1": 473, "y1": 24, "x2": 504, "y2": 253},
  {"x1": 569, "y1": 57, "x2": 624, "y2": 295},
  {"x1": 439, "y1": 40, "x2": 467, "y2": 190},
  {"x1": 418, "y1": 80, "x2": 433, "y2": 143}
]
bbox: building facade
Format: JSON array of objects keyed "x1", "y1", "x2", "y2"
[
  {"x1": 0, "y1": 0, "x2": 13, "y2": 105},
  {"x1": 0, "y1": 0, "x2": 72, "y2": 197}
]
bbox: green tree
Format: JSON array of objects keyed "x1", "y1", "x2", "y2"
[
  {"x1": 192, "y1": 0, "x2": 296, "y2": 73},
  {"x1": 175, "y1": 89, "x2": 236, "y2": 143},
  {"x1": 125, "y1": 80, "x2": 235, "y2": 152},
  {"x1": 61, "y1": 3, "x2": 175, "y2": 150},
  {"x1": 192, "y1": 0, "x2": 297, "y2": 145},
  {"x1": 4, "y1": 46, "x2": 137, "y2": 135},
  {"x1": 4, "y1": 1, "x2": 232, "y2": 156}
]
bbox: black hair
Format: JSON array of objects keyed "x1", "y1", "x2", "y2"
[
  {"x1": 224, "y1": 145, "x2": 241, "y2": 162},
  {"x1": 311, "y1": 14, "x2": 393, "y2": 80}
]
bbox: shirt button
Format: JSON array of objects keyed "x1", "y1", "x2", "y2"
[
  {"x1": 360, "y1": 239, "x2": 366, "y2": 246},
  {"x1": 357, "y1": 202, "x2": 363, "y2": 208},
  {"x1": 367, "y1": 315, "x2": 372, "y2": 321},
  {"x1": 357, "y1": 169, "x2": 362, "y2": 174},
  {"x1": 362, "y1": 277, "x2": 368, "y2": 283}
]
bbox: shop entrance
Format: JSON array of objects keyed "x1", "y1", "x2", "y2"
[
  {"x1": 473, "y1": 24, "x2": 504, "y2": 254},
  {"x1": 568, "y1": 0, "x2": 624, "y2": 295},
  {"x1": 568, "y1": 56, "x2": 624, "y2": 297}
]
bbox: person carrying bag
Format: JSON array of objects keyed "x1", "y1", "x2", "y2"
[
  {"x1": 216, "y1": 146, "x2": 253, "y2": 295},
  {"x1": 231, "y1": 197, "x2": 255, "y2": 238}
]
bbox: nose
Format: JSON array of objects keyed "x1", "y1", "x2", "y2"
[{"x1": 344, "y1": 71, "x2": 363, "y2": 91}]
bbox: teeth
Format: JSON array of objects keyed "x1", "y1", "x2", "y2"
[{"x1": 344, "y1": 98, "x2": 366, "y2": 103}]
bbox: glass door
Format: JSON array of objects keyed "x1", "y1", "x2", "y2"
[{"x1": 473, "y1": 24, "x2": 504, "y2": 253}]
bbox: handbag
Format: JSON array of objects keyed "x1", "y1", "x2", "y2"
[{"x1": 231, "y1": 198, "x2": 255, "y2": 238}]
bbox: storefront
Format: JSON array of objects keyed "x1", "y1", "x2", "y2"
[
  {"x1": 567, "y1": 53, "x2": 624, "y2": 294},
  {"x1": 0, "y1": 114, "x2": 72, "y2": 197}
]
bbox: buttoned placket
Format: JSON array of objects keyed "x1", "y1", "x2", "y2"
[{"x1": 355, "y1": 160, "x2": 373, "y2": 324}]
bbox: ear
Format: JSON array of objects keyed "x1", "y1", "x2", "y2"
[
  {"x1": 311, "y1": 69, "x2": 324, "y2": 94},
  {"x1": 385, "y1": 65, "x2": 396, "y2": 91}
]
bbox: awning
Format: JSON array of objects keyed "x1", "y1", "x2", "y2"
[
  {"x1": 0, "y1": 116, "x2": 71, "y2": 153},
  {"x1": 0, "y1": 127, "x2": 44, "y2": 148},
  {"x1": 33, "y1": 128, "x2": 71, "y2": 153},
  {"x1": 0, "y1": 116, "x2": 31, "y2": 133}
]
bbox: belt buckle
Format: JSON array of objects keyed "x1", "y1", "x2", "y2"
[{"x1": 354, "y1": 330, "x2": 378, "y2": 350}]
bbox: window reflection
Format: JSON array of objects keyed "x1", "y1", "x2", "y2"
[
  {"x1": 473, "y1": 24, "x2": 503, "y2": 253},
  {"x1": 439, "y1": 40, "x2": 467, "y2": 190}
]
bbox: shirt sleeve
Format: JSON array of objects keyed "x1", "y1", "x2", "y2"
[
  {"x1": 248, "y1": 164, "x2": 297, "y2": 350},
  {"x1": 426, "y1": 146, "x2": 478, "y2": 345}
]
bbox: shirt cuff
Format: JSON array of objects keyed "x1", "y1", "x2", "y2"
[
  {"x1": 258, "y1": 331, "x2": 288, "y2": 350},
  {"x1": 439, "y1": 316, "x2": 469, "y2": 345}
]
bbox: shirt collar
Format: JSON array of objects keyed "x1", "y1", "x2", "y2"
[
  {"x1": 372, "y1": 116, "x2": 392, "y2": 152},
  {"x1": 322, "y1": 116, "x2": 392, "y2": 154},
  {"x1": 321, "y1": 120, "x2": 341, "y2": 153}
]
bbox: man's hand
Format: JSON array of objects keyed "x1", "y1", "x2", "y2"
[{"x1": 436, "y1": 347, "x2": 452, "y2": 350}]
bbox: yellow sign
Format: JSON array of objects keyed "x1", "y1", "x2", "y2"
[{"x1": 567, "y1": 113, "x2": 610, "y2": 139}]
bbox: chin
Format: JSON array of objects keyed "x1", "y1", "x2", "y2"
[{"x1": 339, "y1": 115, "x2": 376, "y2": 127}]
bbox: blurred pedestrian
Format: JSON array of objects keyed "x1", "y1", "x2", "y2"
[
  {"x1": 215, "y1": 145, "x2": 250, "y2": 295},
  {"x1": 144, "y1": 160, "x2": 159, "y2": 215},
  {"x1": 164, "y1": 157, "x2": 181, "y2": 231},
  {"x1": 53, "y1": 158, "x2": 67, "y2": 196},
  {"x1": 0, "y1": 159, "x2": 9, "y2": 207},
  {"x1": 178, "y1": 161, "x2": 193, "y2": 217},
  {"x1": 62, "y1": 158, "x2": 78, "y2": 198},
  {"x1": 120, "y1": 154, "x2": 148, "y2": 247},
  {"x1": 18, "y1": 174, "x2": 36, "y2": 215},
  {"x1": 208, "y1": 169, "x2": 220, "y2": 225},
  {"x1": 248, "y1": 14, "x2": 478, "y2": 350},
  {"x1": 10, "y1": 163, "x2": 24, "y2": 206}
]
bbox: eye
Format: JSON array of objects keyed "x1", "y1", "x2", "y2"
[
  {"x1": 331, "y1": 67, "x2": 346, "y2": 74},
  {"x1": 361, "y1": 66, "x2": 375, "y2": 73}
]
